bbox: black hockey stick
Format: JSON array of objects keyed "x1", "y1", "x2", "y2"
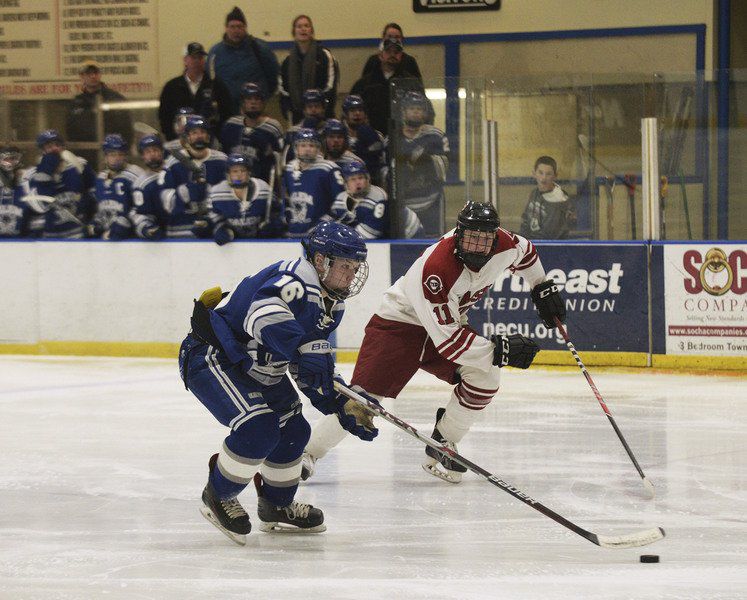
[
  {"x1": 554, "y1": 317, "x2": 656, "y2": 498},
  {"x1": 334, "y1": 381, "x2": 664, "y2": 549}
]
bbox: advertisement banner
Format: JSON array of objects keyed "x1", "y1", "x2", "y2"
[
  {"x1": 391, "y1": 242, "x2": 649, "y2": 353},
  {"x1": 663, "y1": 244, "x2": 747, "y2": 356}
]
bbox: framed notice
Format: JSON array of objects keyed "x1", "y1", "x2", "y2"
[
  {"x1": 663, "y1": 244, "x2": 747, "y2": 356},
  {"x1": 413, "y1": 0, "x2": 501, "y2": 13}
]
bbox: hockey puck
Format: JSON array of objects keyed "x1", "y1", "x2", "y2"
[{"x1": 640, "y1": 555, "x2": 659, "y2": 563}]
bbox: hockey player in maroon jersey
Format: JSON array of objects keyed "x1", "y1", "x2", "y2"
[{"x1": 301, "y1": 201, "x2": 566, "y2": 483}]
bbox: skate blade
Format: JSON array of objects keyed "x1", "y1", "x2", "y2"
[
  {"x1": 200, "y1": 506, "x2": 247, "y2": 546},
  {"x1": 422, "y1": 461, "x2": 462, "y2": 484},
  {"x1": 258, "y1": 521, "x2": 327, "y2": 534}
]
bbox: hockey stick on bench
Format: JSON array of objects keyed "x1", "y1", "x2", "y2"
[
  {"x1": 554, "y1": 317, "x2": 656, "y2": 499},
  {"x1": 334, "y1": 381, "x2": 664, "y2": 549}
]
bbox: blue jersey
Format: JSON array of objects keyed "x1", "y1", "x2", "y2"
[
  {"x1": 160, "y1": 149, "x2": 227, "y2": 237},
  {"x1": 327, "y1": 149, "x2": 364, "y2": 172},
  {"x1": 23, "y1": 151, "x2": 96, "y2": 239},
  {"x1": 209, "y1": 257, "x2": 344, "y2": 399},
  {"x1": 219, "y1": 115, "x2": 283, "y2": 184},
  {"x1": 207, "y1": 178, "x2": 271, "y2": 239},
  {"x1": 347, "y1": 123, "x2": 387, "y2": 186},
  {"x1": 131, "y1": 169, "x2": 167, "y2": 239},
  {"x1": 282, "y1": 158, "x2": 344, "y2": 238},
  {"x1": 0, "y1": 170, "x2": 28, "y2": 237},
  {"x1": 281, "y1": 120, "x2": 325, "y2": 166},
  {"x1": 92, "y1": 164, "x2": 143, "y2": 238},
  {"x1": 330, "y1": 184, "x2": 423, "y2": 240},
  {"x1": 392, "y1": 124, "x2": 449, "y2": 212}
]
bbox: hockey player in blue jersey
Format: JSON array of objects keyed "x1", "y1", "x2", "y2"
[
  {"x1": 131, "y1": 135, "x2": 167, "y2": 240},
  {"x1": 281, "y1": 89, "x2": 328, "y2": 166},
  {"x1": 23, "y1": 129, "x2": 96, "y2": 239},
  {"x1": 204, "y1": 153, "x2": 273, "y2": 244},
  {"x1": 163, "y1": 107, "x2": 195, "y2": 156},
  {"x1": 282, "y1": 128, "x2": 345, "y2": 238},
  {"x1": 331, "y1": 160, "x2": 422, "y2": 239},
  {"x1": 341, "y1": 94, "x2": 387, "y2": 186},
  {"x1": 160, "y1": 115, "x2": 228, "y2": 237},
  {"x1": 322, "y1": 119, "x2": 363, "y2": 171},
  {"x1": 91, "y1": 134, "x2": 144, "y2": 240},
  {"x1": 218, "y1": 82, "x2": 284, "y2": 185},
  {"x1": 0, "y1": 144, "x2": 29, "y2": 237},
  {"x1": 179, "y1": 222, "x2": 379, "y2": 544},
  {"x1": 390, "y1": 91, "x2": 449, "y2": 237}
]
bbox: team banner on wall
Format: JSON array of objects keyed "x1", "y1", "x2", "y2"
[
  {"x1": 391, "y1": 242, "x2": 649, "y2": 353},
  {"x1": 413, "y1": 0, "x2": 501, "y2": 12},
  {"x1": 663, "y1": 244, "x2": 747, "y2": 356}
]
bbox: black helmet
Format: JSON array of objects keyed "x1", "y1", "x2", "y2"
[{"x1": 454, "y1": 201, "x2": 500, "y2": 270}]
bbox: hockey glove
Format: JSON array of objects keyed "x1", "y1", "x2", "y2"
[
  {"x1": 37, "y1": 152, "x2": 61, "y2": 176},
  {"x1": 142, "y1": 224, "x2": 164, "y2": 240},
  {"x1": 336, "y1": 385, "x2": 379, "y2": 441},
  {"x1": 213, "y1": 224, "x2": 235, "y2": 246},
  {"x1": 107, "y1": 216, "x2": 132, "y2": 240},
  {"x1": 491, "y1": 334, "x2": 540, "y2": 369},
  {"x1": 531, "y1": 280, "x2": 566, "y2": 329},
  {"x1": 294, "y1": 340, "x2": 335, "y2": 397}
]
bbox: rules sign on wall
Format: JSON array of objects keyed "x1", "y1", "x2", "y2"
[{"x1": 413, "y1": 0, "x2": 501, "y2": 13}]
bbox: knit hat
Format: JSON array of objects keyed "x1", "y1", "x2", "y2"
[{"x1": 226, "y1": 6, "x2": 246, "y2": 25}]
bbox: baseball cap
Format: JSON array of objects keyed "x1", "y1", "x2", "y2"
[
  {"x1": 79, "y1": 59, "x2": 101, "y2": 73},
  {"x1": 184, "y1": 42, "x2": 208, "y2": 57},
  {"x1": 380, "y1": 37, "x2": 404, "y2": 52}
]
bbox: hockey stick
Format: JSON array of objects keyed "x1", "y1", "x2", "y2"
[
  {"x1": 554, "y1": 317, "x2": 656, "y2": 499},
  {"x1": 334, "y1": 381, "x2": 664, "y2": 549}
]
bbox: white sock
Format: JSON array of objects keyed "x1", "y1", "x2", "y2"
[
  {"x1": 305, "y1": 413, "x2": 348, "y2": 459},
  {"x1": 437, "y1": 392, "x2": 482, "y2": 443}
]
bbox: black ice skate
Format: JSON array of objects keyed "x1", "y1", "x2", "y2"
[
  {"x1": 254, "y1": 473, "x2": 326, "y2": 533},
  {"x1": 422, "y1": 408, "x2": 468, "y2": 484},
  {"x1": 199, "y1": 453, "x2": 251, "y2": 545}
]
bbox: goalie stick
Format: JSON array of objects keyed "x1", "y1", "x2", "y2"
[
  {"x1": 334, "y1": 381, "x2": 665, "y2": 549},
  {"x1": 554, "y1": 317, "x2": 656, "y2": 499}
]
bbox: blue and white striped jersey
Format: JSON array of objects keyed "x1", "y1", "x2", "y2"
[
  {"x1": 219, "y1": 115, "x2": 283, "y2": 184},
  {"x1": 282, "y1": 158, "x2": 344, "y2": 238},
  {"x1": 206, "y1": 178, "x2": 271, "y2": 239},
  {"x1": 0, "y1": 170, "x2": 28, "y2": 237},
  {"x1": 93, "y1": 164, "x2": 144, "y2": 236},
  {"x1": 209, "y1": 257, "x2": 344, "y2": 389},
  {"x1": 330, "y1": 184, "x2": 423, "y2": 239},
  {"x1": 391, "y1": 124, "x2": 449, "y2": 212}
]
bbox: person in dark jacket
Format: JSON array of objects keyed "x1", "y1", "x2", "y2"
[
  {"x1": 350, "y1": 38, "x2": 422, "y2": 136},
  {"x1": 208, "y1": 6, "x2": 279, "y2": 114},
  {"x1": 278, "y1": 15, "x2": 339, "y2": 125},
  {"x1": 519, "y1": 156, "x2": 571, "y2": 240},
  {"x1": 65, "y1": 59, "x2": 133, "y2": 170},
  {"x1": 158, "y1": 42, "x2": 233, "y2": 141},
  {"x1": 361, "y1": 23, "x2": 422, "y2": 82}
]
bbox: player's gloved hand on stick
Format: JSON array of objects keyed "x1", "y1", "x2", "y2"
[
  {"x1": 531, "y1": 280, "x2": 566, "y2": 329},
  {"x1": 294, "y1": 340, "x2": 335, "y2": 397},
  {"x1": 491, "y1": 334, "x2": 540, "y2": 369},
  {"x1": 37, "y1": 152, "x2": 61, "y2": 175},
  {"x1": 336, "y1": 385, "x2": 380, "y2": 441},
  {"x1": 213, "y1": 224, "x2": 235, "y2": 246},
  {"x1": 142, "y1": 224, "x2": 163, "y2": 240}
]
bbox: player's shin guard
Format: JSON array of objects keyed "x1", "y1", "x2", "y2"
[{"x1": 301, "y1": 413, "x2": 348, "y2": 480}]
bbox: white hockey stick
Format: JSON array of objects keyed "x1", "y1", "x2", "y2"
[{"x1": 334, "y1": 381, "x2": 665, "y2": 549}]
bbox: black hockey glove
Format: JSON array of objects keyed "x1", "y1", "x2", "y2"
[
  {"x1": 336, "y1": 384, "x2": 379, "y2": 441},
  {"x1": 531, "y1": 280, "x2": 566, "y2": 329},
  {"x1": 491, "y1": 334, "x2": 540, "y2": 369}
]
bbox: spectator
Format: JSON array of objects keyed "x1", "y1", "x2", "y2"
[
  {"x1": 361, "y1": 23, "x2": 422, "y2": 82},
  {"x1": 23, "y1": 129, "x2": 96, "y2": 239},
  {"x1": 131, "y1": 135, "x2": 168, "y2": 240},
  {"x1": 158, "y1": 43, "x2": 233, "y2": 141},
  {"x1": 208, "y1": 6, "x2": 279, "y2": 114},
  {"x1": 350, "y1": 38, "x2": 422, "y2": 136},
  {"x1": 219, "y1": 82, "x2": 284, "y2": 185},
  {"x1": 91, "y1": 134, "x2": 144, "y2": 240},
  {"x1": 389, "y1": 91, "x2": 449, "y2": 237},
  {"x1": 65, "y1": 59, "x2": 132, "y2": 170},
  {"x1": 279, "y1": 15, "x2": 339, "y2": 124},
  {"x1": 0, "y1": 144, "x2": 29, "y2": 237},
  {"x1": 519, "y1": 156, "x2": 571, "y2": 240}
]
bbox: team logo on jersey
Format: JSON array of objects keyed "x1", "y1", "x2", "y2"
[
  {"x1": 288, "y1": 191, "x2": 314, "y2": 224},
  {"x1": 424, "y1": 274, "x2": 443, "y2": 294}
]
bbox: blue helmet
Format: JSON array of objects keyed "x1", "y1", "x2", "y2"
[
  {"x1": 323, "y1": 119, "x2": 347, "y2": 137},
  {"x1": 402, "y1": 90, "x2": 428, "y2": 110},
  {"x1": 102, "y1": 133, "x2": 127, "y2": 153},
  {"x1": 342, "y1": 94, "x2": 365, "y2": 114},
  {"x1": 302, "y1": 88, "x2": 326, "y2": 106},
  {"x1": 342, "y1": 160, "x2": 369, "y2": 180},
  {"x1": 240, "y1": 82, "x2": 265, "y2": 100},
  {"x1": 294, "y1": 127, "x2": 322, "y2": 146},
  {"x1": 303, "y1": 222, "x2": 369, "y2": 299},
  {"x1": 227, "y1": 153, "x2": 253, "y2": 171},
  {"x1": 36, "y1": 129, "x2": 64, "y2": 149},
  {"x1": 137, "y1": 134, "x2": 163, "y2": 154},
  {"x1": 184, "y1": 115, "x2": 209, "y2": 134}
]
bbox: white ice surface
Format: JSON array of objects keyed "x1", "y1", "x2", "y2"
[{"x1": 0, "y1": 356, "x2": 745, "y2": 599}]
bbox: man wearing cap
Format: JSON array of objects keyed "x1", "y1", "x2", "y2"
[
  {"x1": 208, "y1": 6, "x2": 279, "y2": 114},
  {"x1": 349, "y1": 37, "x2": 422, "y2": 136},
  {"x1": 65, "y1": 59, "x2": 133, "y2": 170},
  {"x1": 158, "y1": 42, "x2": 233, "y2": 141}
]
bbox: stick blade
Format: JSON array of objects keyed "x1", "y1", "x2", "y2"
[
  {"x1": 643, "y1": 477, "x2": 656, "y2": 499},
  {"x1": 596, "y1": 527, "x2": 665, "y2": 549}
]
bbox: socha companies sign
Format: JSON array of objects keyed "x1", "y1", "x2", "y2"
[{"x1": 413, "y1": 0, "x2": 501, "y2": 13}]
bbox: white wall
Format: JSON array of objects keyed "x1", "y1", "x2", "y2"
[{"x1": 0, "y1": 241, "x2": 390, "y2": 350}]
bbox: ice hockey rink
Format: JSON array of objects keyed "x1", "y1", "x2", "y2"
[{"x1": 1, "y1": 355, "x2": 745, "y2": 600}]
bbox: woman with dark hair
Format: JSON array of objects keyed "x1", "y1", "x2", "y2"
[
  {"x1": 278, "y1": 15, "x2": 339, "y2": 124},
  {"x1": 361, "y1": 23, "x2": 422, "y2": 81}
]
